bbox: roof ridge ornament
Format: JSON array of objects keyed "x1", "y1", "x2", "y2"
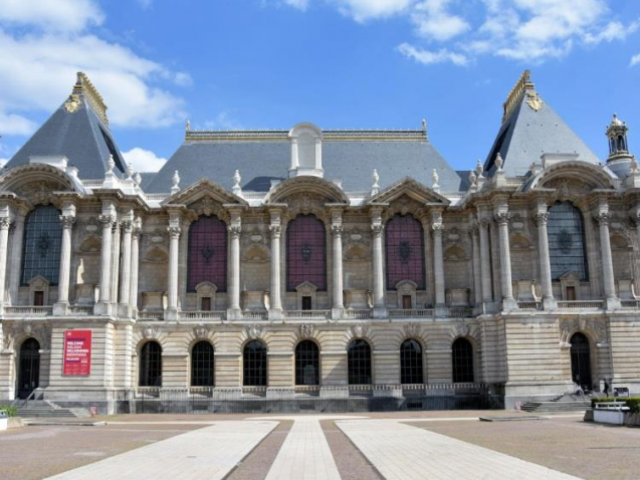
[
  {"x1": 171, "y1": 170, "x2": 181, "y2": 194},
  {"x1": 72, "y1": 72, "x2": 109, "y2": 127},
  {"x1": 371, "y1": 169, "x2": 380, "y2": 197},
  {"x1": 502, "y1": 70, "x2": 536, "y2": 123},
  {"x1": 232, "y1": 169, "x2": 243, "y2": 197},
  {"x1": 432, "y1": 168, "x2": 440, "y2": 193}
]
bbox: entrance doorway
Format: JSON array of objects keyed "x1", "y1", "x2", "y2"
[
  {"x1": 18, "y1": 338, "x2": 40, "y2": 399},
  {"x1": 570, "y1": 333, "x2": 592, "y2": 392}
]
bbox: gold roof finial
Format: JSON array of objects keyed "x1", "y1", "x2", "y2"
[
  {"x1": 72, "y1": 72, "x2": 109, "y2": 126},
  {"x1": 502, "y1": 70, "x2": 535, "y2": 123}
]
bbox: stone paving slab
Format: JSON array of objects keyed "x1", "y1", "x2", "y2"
[
  {"x1": 44, "y1": 421, "x2": 278, "y2": 480},
  {"x1": 337, "y1": 420, "x2": 582, "y2": 480},
  {"x1": 265, "y1": 418, "x2": 341, "y2": 480}
]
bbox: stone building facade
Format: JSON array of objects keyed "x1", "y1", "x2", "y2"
[{"x1": 0, "y1": 71, "x2": 639, "y2": 412}]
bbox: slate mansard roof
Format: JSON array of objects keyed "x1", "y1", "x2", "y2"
[
  {"x1": 4, "y1": 71, "x2": 608, "y2": 195},
  {"x1": 144, "y1": 130, "x2": 464, "y2": 193}
]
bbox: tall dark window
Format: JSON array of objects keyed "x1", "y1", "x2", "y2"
[
  {"x1": 188, "y1": 216, "x2": 227, "y2": 292},
  {"x1": 243, "y1": 340, "x2": 267, "y2": 386},
  {"x1": 452, "y1": 338, "x2": 474, "y2": 383},
  {"x1": 18, "y1": 338, "x2": 40, "y2": 399},
  {"x1": 295, "y1": 340, "x2": 320, "y2": 385},
  {"x1": 570, "y1": 333, "x2": 592, "y2": 391},
  {"x1": 548, "y1": 202, "x2": 588, "y2": 281},
  {"x1": 348, "y1": 339, "x2": 372, "y2": 385},
  {"x1": 139, "y1": 341, "x2": 162, "y2": 387},
  {"x1": 400, "y1": 339, "x2": 424, "y2": 384},
  {"x1": 287, "y1": 215, "x2": 326, "y2": 291},
  {"x1": 191, "y1": 341, "x2": 214, "y2": 387},
  {"x1": 386, "y1": 214, "x2": 425, "y2": 290},
  {"x1": 21, "y1": 205, "x2": 62, "y2": 285}
]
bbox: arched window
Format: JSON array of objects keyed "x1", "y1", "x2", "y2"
[
  {"x1": 386, "y1": 214, "x2": 425, "y2": 290},
  {"x1": 188, "y1": 216, "x2": 227, "y2": 292},
  {"x1": 287, "y1": 214, "x2": 326, "y2": 291},
  {"x1": 452, "y1": 338, "x2": 474, "y2": 383},
  {"x1": 400, "y1": 339, "x2": 424, "y2": 384},
  {"x1": 548, "y1": 202, "x2": 588, "y2": 281},
  {"x1": 139, "y1": 341, "x2": 162, "y2": 387},
  {"x1": 191, "y1": 341, "x2": 214, "y2": 387},
  {"x1": 243, "y1": 340, "x2": 267, "y2": 386},
  {"x1": 348, "y1": 339, "x2": 372, "y2": 385},
  {"x1": 18, "y1": 338, "x2": 40, "y2": 399},
  {"x1": 295, "y1": 340, "x2": 320, "y2": 385},
  {"x1": 570, "y1": 333, "x2": 592, "y2": 391},
  {"x1": 21, "y1": 205, "x2": 63, "y2": 285}
]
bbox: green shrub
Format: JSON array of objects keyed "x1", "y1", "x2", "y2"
[
  {"x1": 591, "y1": 397, "x2": 640, "y2": 414},
  {"x1": 0, "y1": 405, "x2": 17, "y2": 417}
]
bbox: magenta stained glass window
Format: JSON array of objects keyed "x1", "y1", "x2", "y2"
[
  {"x1": 385, "y1": 214, "x2": 425, "y2": 290},
  {"x1": 287, "y1": 215, "x2": 327, "y2": 291},
  {"x1": 188, "y1": 216, "x2": 227, "y2": 292}
]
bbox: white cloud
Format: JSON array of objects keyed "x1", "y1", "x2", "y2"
[
  {"x1": 0, "y1": 112, "x2": 38, "y2": 136},
  {"x1": 632, "y1": 53, "x2": 640, "y2": 66},
  {"x1": 284, "y1": 0, "x2": 310, "y2": 10},
  {"x1": 584, "y1": 20, "x2": 640, "y2": 44},
  {"x1": 203, "y1": 112, "x2": 245, "y2": 130},
  {"x1": 0, "y1": 0, "x2": 104, "y2": 32},
  {"x1": 398, "y1": 42, "x2": 468, "y2": 65},
  {"x1": 122, "y1": 147, "x2": 166, "y2": 172},
  {"x1": 329, "y1": 0, "x2": 414, "y2": 22},
  {"x1": 411, "y1": 0, "x2": 470, "y2": 41}
]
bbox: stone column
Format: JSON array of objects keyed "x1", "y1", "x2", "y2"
[
  {"x1": 54, "y1": 211, "x2": 76, "y2": 315},
  {"x1": 95, "y1": 211, "x2": 115, "y2": 315},
  {"x1": 268, "y1": 210, "x2": 283, "y2": 320},
  {"x1": 595, "y1": 206, "x2": 620, "y2": 310},
  {"x1": 371, "y1": 207, "x2": 387, "y2": 318},
  {"x1": 331, "y1": 212, "x2": 345, "y2": 319},
  {"x1": 166, "y1": 226, "x2": 181, "y2": 321},
  {"x1": 8, "y1": 209, "x2": 26, "y2": 306},
  {"x1": 110, "y1": 221, "x2": 121, "y2": 304},
  {"x1": 471, "y1": 223, "x2": 483, "y2": 307},
  {"x1": 228, "y1": 210, "x2": 242, "y2": 320},
  {"x1": 534, "y1": 203, "x2": 556, "y2": 310},
  {"x1": 129, "y1": 218, "x2": 141, "y2": 316},
  {"x1": 432, "y1": 211, "x2": 446, "y2": 316},
  {"x1": 118, "y1": 219, "x2": 133, "y2": 317},
  {"x1": 478, "y1": 217, "x2": 493, "y2": 305},
  {"x1": 494, "y1": 208, "x2": 517, "y2": 310},
  {"x1": 0, "y1": 216, "x2": 13, "y2": 313}
]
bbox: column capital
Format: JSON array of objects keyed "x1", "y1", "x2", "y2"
[
  {"x1": 98, "y1": 214, "x2": 116, "y2": 228},
  {"x1": 59, "y1": 215, "x2": 76, "y2": 229},
  {"x1": 331, "y1": 224, "x2": 343, "y2": 236},
  {"x1": 479, "y1": 217, "x2": 492, "y2": 229},
  {"x1": 533, "y1": 212, "x2": 549, "y2": 227},
  {"x1": 120, "y1": 220, "x2": 133, "y2": 233},
  {"x1": 431, "y1": 223, "x2": 444, "y2": 235},
  {"x1": 0, "y1": 217, "x2": 12, "y2": 230},
  {"x1": 371, "y1": 223, "x2": 384, "y2": 237},
  {"x1": 594, "y1": 212, "x2": 610, "y2": 226},
  {"x1": 269, "y1": 224, "x2": 282, "y2": 239},
  {"x1": 494, "y1": 212, "x2": 511, "y2": 226},
  {"x1": 167, "y1": 226, "x2": 182, "y2": 239},
  {"x1": 228, "y1": 225, "x2": 242, "y2": 239}
]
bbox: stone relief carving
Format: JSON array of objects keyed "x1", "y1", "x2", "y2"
[
  {"x1": 298, "y1": 323, "x2": 315, "y2": 339},
  {"x1": 559, "y1": 318, "x2": 608, "y2": 347},
  {"x1": 141, "y1": 327, "x2": 157, "y2": 340},
  {"x1": 193, "y1": 325, "x2": 210, "y2": 340},
  {"x1": 245, "y1": 324, "x2": 264, "y2": 340},
  {"x1": 403, "y1": 322, "x2": 421, "y2": 339},
  {"x1": 350, "y1": 324, "x2": 369, "y2": 340}
]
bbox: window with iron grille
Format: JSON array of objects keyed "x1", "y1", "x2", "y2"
[
  {"x1": 400, "y1": 339, "x2": 424, "y2": 384},
  {"x1": 191, "y1": 341, "x2": 214, "y2": 387},
  {"x1": 188, "y1": 216, "x2": 227, "y2": 292},
  {"x1": 548, "y1": 202, "x2": 588, "y2": 281},
  {"x1": 21, "y1": 205, "x2": 62, "y2": 285},
  {"x1": 243, "y1": 340, "x2": 267, "y2": 386},
  {"x1": 295, "y1": 340, "x2": 319, "y2": 385},
  {"x1": 287, "y1": 215, "x2": 326, "y2": 291},
  {"x1": 139, "y1": 341, "x2": 162, "y2": 387},
  {"x1": 348, "y1": 339, "x2": 372, "y2": 385},
  {"x1": 386, "y1": 214, "x2": 425, "y2": 290},
  {"x1": 452, "y1": 338, "x2": 474, "y2": 383}
]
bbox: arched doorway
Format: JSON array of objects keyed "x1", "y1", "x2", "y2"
[
  {"x1": 570, "y1": 333, "x2": 592, "y2": 391},
  {"x1": 18, "y1": 338, "x2": 40, "y2": 399}
]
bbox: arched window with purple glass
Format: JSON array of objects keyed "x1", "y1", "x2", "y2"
[
  {"x1": 187, "y1": 216, "x2": 228, "y2": 292},
  {"x1": 286, "y1": 214, "x2": 327, "y2": 291},
  {"x1": 385, "y1": 214, "x2": 425, "y2": 290}
]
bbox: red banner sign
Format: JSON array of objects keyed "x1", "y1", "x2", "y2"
[{"x1": 63, "y1": 330, "x2": 92, "y2": 376}]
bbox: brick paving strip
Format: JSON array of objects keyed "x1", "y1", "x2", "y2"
[
  {"x1": 336, "y1": 420, "x2": 583, "y2": 480},
  {"x1": 321, "y1": 420, "x2": 383, "y2": 480},
  {"x1": 43, "y1": 421, "x2": 278, "y2": 480}
]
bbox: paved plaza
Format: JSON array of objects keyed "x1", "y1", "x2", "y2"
[{"x1": 0, "y1": 412, "x2": 639, "y2": 480}]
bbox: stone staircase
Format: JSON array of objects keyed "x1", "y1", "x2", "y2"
[
  {"x1": 521, "y1": 394, "x2": 591, "y2": 413},
  {"x1": 16, "y1": 400, "x2": 89, "y2": 419}
]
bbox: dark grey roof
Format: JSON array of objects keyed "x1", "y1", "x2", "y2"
[
  {"x1": 146, "y1": 133, "x2": 463, "y2": 193},
  {"x1": 484, "y1": 87, "x2": 600, "y2": 177},
  {"x1": 6, "y1": 86, "x2": 126, "y2": 179}
]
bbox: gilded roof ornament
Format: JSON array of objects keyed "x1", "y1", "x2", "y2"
[
  {"x1": 64, "y1": 94, "x2": 82, "y2": 113},
  {"x1": 526, "y1": 91, "x2": 543, "y2": 112},
  {"x1": 72, "y1": 72, "x2": 109, "y2": 126},
  {"x1": 502, "y1": 70, "x2": 536, "y2": 123}
]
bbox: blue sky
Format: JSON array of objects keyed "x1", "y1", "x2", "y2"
[{"x1": 0, "y1": 0, "x2": 638, "y2": 174}]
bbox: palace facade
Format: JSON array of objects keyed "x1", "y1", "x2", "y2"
[{"x1": 0, "y1": 71, "x2": 639, "y2": 412}]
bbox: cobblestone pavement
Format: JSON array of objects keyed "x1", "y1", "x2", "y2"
[
  {"x1": 3, "y1": 412, "x2": 640, "y2": 479},
  {"x1": 44, "y1": 421, "x2": 277, "y2": 480},
  {"x1": 337, "y1": 419, "x2": 581, "y2": 480}
]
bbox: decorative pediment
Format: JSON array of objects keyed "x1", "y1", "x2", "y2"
[
  {"x1": 161, "y1": 178, "x2": 248, "y2": 209},
  {"x1": 523, "y1": 161, "x2": 617, "y2": 193},
  {"x1": 295, "y1": 281, "x2": 318, "y2": 295},
  {"x1": 265, "y1": 176, "x2": 349, "y2": 204},
  {"x1": 0, "y1": 163, "x2": 79, "y2": 198},
  {"x1": 367, "y1": 177, "x2": 450, "y2": 206}
]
